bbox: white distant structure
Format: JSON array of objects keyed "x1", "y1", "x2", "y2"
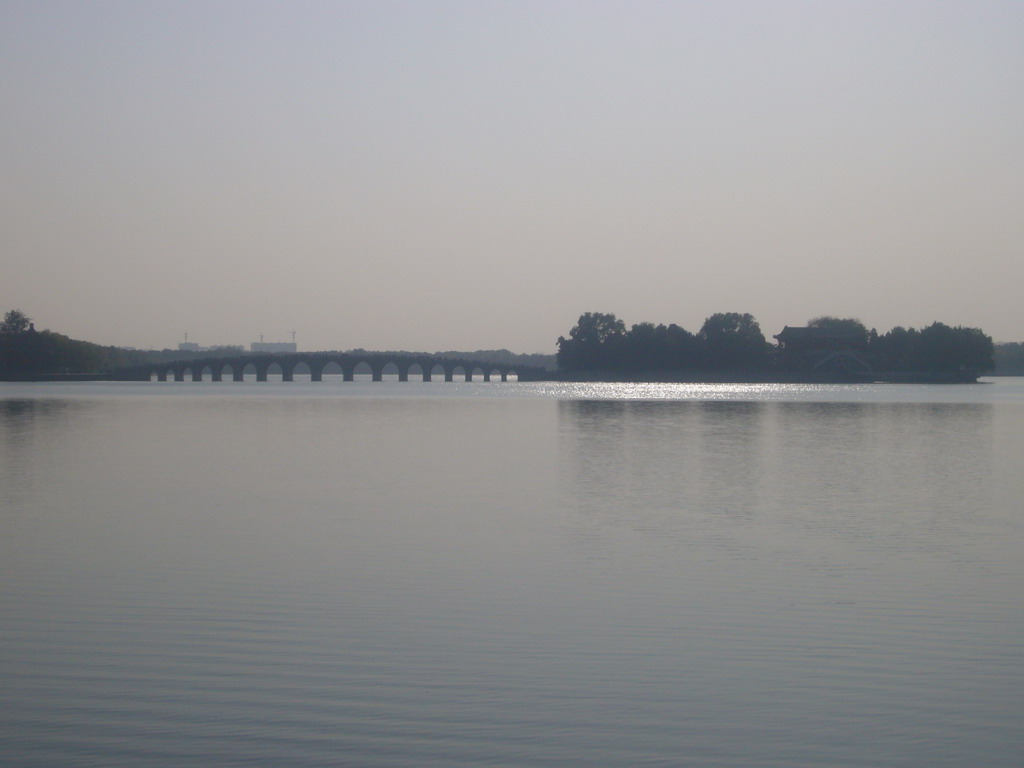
[
  {"x1": 250, "y1": 341, "x2": 297, "y2": 353},
  {"x1": 250, "y1": 333, "x2": 297, "y2": 353},
  {"x1": 178, "y1": 332, "x2": 200, "y2": 352}
]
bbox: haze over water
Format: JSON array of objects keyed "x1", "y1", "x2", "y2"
[{"x1": 2, "y1": 379, "x2": 1022, "y2": 766}]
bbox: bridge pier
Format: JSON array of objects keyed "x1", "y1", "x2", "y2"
[
  {"x1": 233, "y1": 369, "x2": 244, "y2": 382},
  {"x1": 283, "y1": 370, "x2": 293, "y2": 382},
  {"x1": 311, "y1": 369, "x2": 322, "y2": 382},
  {"x1": 174, "y1": 370, "x2": 185, "y2": 382}
]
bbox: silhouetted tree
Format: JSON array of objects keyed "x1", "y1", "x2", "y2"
[
  {"x1": 1, "y1": 309, "x2": 31, "y2": 335},
  {"x1": 870, "y1": 326, "x2": 920, "y2": 371},
  {"x1": 807, "y1": 316, "x2": 868, "y2": 346},
  {"x1": 662, "y1": 323, "x2": 699, "y2": 369},
  {"x1": 917, "y1": 322, "x2": 993, "y2": 375},
  {"x1": 698, "y1": 312, "x2": 769, "y2": 370},
  {"x1": 624, "y1": 322, "x2": 661, "y2": 370},
  {"x1": 557, "y1": 312, "x2": 626, "y2": 370}
]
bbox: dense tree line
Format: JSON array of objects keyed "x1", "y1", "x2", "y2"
[
  {"x1": 1, "y1": 310, "x2": 314, "y2": 377},
  {"x1": 556, "y1": 311, "x2": 995, "y2": 380},
  {"x1": 993, "y1": 342, "x2": 1024, "y2": 375},
  {"x1": 0, "y1": 310, "x2": 151, "y2": 377},
  {"x1": 867, "y1": 322, "x2": 993, "y2": 375},
  {"x1": 557, "y1": 311, "x2": 772, "y2": 375}
]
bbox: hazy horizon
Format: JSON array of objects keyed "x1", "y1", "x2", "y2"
[{"x1": 3, "y1": 1, "x2": 1022, "y2": 352}]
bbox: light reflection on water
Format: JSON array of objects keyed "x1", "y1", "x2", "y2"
[
  {"x1": 534, "y1": 378, "x2": 1016, "y2": 403},
  {"x1": 1, "y1": 380, "x2": 1023, "y2": 766},
  {"x1": 2, "y1": 376, "x2": 1019, "y2": 404}
]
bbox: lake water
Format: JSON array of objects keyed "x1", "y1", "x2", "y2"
[{"x1": 2, "y1": 379, "x2": 1022, "y2": 767}]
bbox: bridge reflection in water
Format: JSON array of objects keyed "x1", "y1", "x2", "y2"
[{"x1": 112, "y1": 352, "x2": 548, "y2": 383}]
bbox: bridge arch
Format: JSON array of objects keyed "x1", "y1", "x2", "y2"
[
  {"x1": 265, "y1": 362, "x2": 284, "y2": 382},
  {"x1": 352, "y1": 360, "x2": 375, "y2": 381},
  {"x1": 318, "y1": 360, "x2": 344, "y2": 382}
]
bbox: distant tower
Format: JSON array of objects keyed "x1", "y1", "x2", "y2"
[{"x1": 178, "y1": 330, "x2": 200, "y2": 352}]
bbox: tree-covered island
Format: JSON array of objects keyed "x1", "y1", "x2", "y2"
[{"x1": 556, "y1": 312, "x2": 995, "y2": 383}]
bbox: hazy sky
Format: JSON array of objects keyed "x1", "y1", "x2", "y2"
[{"x1": 3, "y1": 1, "x2": 1022, "y2": 352}]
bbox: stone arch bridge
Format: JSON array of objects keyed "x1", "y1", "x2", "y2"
[{"x1": 111, "y1": 352, "x2": 549, "y2": 383}]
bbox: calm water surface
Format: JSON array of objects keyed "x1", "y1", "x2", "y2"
[{"x1": 2, "y1": 379, "x2": 1022, "y2": 766}]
